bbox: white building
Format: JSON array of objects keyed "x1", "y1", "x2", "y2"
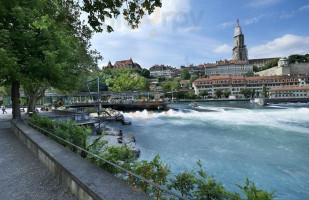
[
  {"x1": 205, "y1": 63, "x2": 253, "y2": 76},
  {"x1": 193, "y1": 75, "x2": 309, "y2": 97},
  {"x1": 150, "y1": 65, "x2": 176, "y2": 78},
  {"x1": 269, "y1": 86, "x2": 309, "y2": 99}
]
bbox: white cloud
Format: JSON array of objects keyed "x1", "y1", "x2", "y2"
[
  {"x1": 248, "y1": 0, "x2": 283, "y2": 7},
  {"x1": 213, "y1": 44, "x2": 232, "y2": 54},
  {"x1": 249, "y1": 34, "x2": 309, "y2": 59},
  {"x1": 245, "y1": 16, "x2": 261, "y2": 25},
  {"x1": 218, "y1": 21, "x2": 234, "y2": 29},
  {"x1": 299, "y1": 5, "x2": 309, "y2": 11}
]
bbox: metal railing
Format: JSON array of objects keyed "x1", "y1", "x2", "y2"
[{"x1": 25, "y1": 120, "x2": 188, "y2": 200}]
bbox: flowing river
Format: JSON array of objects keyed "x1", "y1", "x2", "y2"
[{"x1": 109, "y1": 101, "x2": 309, "y2": 199}]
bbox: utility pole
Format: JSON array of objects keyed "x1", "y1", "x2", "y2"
[{"x1": 97, "y1": 77, "x2": 101, "y2": 131}]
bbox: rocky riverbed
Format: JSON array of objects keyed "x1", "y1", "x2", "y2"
[{"x1": 88, "y1": 127, "x2": 141, "y2": 157}]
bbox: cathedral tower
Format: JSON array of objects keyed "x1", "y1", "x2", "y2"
[{"x1": 232, "y1": 19, "x2": 248, "y2": 61}]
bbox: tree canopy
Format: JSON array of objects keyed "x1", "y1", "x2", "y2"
[
  {"x1": 288, "y1": 54, "x2": 309, "y2": 64},
  {"x1": 0, "y1": 0, "x2": 162, "y2": 118},
  {"x1": 181, "y1": 68, "x2": 191, "y2": 80}
]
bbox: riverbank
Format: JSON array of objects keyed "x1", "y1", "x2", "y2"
[{"x1": 178, "y1": 98, "x2": 250, "y2": 102}]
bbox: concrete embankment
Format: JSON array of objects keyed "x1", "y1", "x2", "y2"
[{"x1": 10, "y1": 120, "x2": 152, "y2": 200}]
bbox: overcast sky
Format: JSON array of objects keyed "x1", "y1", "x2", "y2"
[{"x1": 90, "y1": 0, "x2": 309, "y2": 69}]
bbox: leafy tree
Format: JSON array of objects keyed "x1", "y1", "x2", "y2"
[
  {"x1": 215, "y1": 90, "x2": 223, "y2": 98},
  {"x1": 0, "y1": 0, "x2": 162, "y2": 119},
  {"x1": 162, "y1": 79, "x2": 180, "y2": 91},
  {"x1": 0, "y1": 86, "x2": 8, "y2": 97},
  {"x1": 288, "y1": 54, "x2": 309, "y2": 64},
  {"x1": 107, "y1": 71, "x2": 149, "y2": 91},
  {"x1": 223, "y1": 90, "x2": 231, "y2": 98},
  {"x1": 190, "y1": 75, "x2": 199, "y2": 86},
  {"x1": 262, "y1": 85, "x2": 268, "y2": 97},
  {"x1": 188, "y1": 91, "x2": 199, "y2": 99},
  {"x1": 181, "y1": 68, "x2": 191, "y2": 80},
  {"x1": 81, "y1": 0, "x2": 162, "y2": 32},
  {"x1": 240, "y1": 88, "x2": 252, "y2": 98},
  {"x1": 253, "y1": 65, "x2": 259, "y2": 72},
  {"x1": 199, "y1": 90, "x2": 209, "y2": 97},
  {"x1": 244, "y1": 72, "x2": 255, "y2": 77},
  {"x1": 0, "y1": 0, "x2": 100, "y2": 117},
  {"x1": 139, "y1": 69, "x2": 150, "y2": 79}
]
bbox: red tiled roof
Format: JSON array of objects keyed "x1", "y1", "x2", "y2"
[
  {"x1": 270, "y1": 86, "x2": 309, "y2": 92},
  {"x1": 180, "y1": 80, "x2": 190, "y2": 85}
]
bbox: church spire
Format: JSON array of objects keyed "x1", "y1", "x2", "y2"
[
  {"x1": 234, "y1": 19, "x2": 242, "y2": 37},
  {"x1": 232, "y1": 19, "x2": 248, "y2": 61}
]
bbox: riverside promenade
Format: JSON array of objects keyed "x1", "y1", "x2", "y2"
[{"x1": 0, "y1": 109, "x2": 77, "y2": 200}]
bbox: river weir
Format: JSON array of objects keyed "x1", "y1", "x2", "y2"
[{"x1": 112, "y1": 101, "x2": 309, "y2": 200}]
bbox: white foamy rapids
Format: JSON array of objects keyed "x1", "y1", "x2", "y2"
[{"x1": 123, "y1": 107, "x2": 309, "y2": 134}]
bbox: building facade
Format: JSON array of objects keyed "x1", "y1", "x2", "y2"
[
  {"x1": 205, "y1": 62, "x2": 253, "y2": 76},
  {"x1": 269, "y1": 86, "x2": 309, "y2": 99},
  {"x1": 232, "y1": 19, "x2": 248, "y2": 61},
  {"x1": 150, "y1": 65, "x2": 178, "y2": 78},
  {"x1": 106, "y1": 59, "x2": 142, "y2": 69},
  {"x1": 193, "y1": 75, "x2": 309, "y2": 97}
]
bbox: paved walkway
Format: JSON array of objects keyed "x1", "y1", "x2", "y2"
[{"x1": 0, "y1": 109, "x2": 77, "y2": 200}]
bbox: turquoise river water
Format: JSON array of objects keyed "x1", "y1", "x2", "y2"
[{"x1": 110, "y1": 101, "x2": 309, "y2": 199}]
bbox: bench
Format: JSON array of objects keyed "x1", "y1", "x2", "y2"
[{"x1": 20, "y1": 107, "x2": 25, "y2": 112}]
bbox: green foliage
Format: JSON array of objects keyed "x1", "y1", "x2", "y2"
[
  {"x1": 168, "y1": 169, "x2": 196, "y2": 198},
  {"x1": 236, "y1": 178, "x2": 275, "y2": 200},
  {"x1": 162, "y1": 79, "x2": 180, "y2": 91},
  {"x1": 100, "y1": 145, "x2": 136, "y2": 174},
  {"x1": 200, "y1": 90, "x2": 209, "y2": 97},
  {"x1": 190, "y1": 75, "x2": 199, "y2": 86},
  {"x1": 255, "y1": 59, "x2": 280, "y2": 72},
  {"x1": 134, "y1": 155, "x2": 171, "y2": 199},
  {"x1": 253, "y1": 65, "x2": 259, "y2": 73},
  {"x1": 181, "y1": 68, "x2": 191, "y2": 80},
  {"x1": 188, "y1": 91, "x2": 199, "y2": 99},
  {"x1": 194, "y1": 161, "x2": 229, "y2": 200},
  {"x1": 240, "y1": 88, "x2": 252, "y2": 98},
  {"x1": 28, "y1": 114, "x2": 90, "y2": 157},
  {"x1": 288, "y1": 54, "x2": 309, "y2": 64},
  {"x1": 81, "y1": 0, "x2": 162, "y2": 32},
  {"x1": 223, "y1": 90, "x2": 231, "y2": 98},
  {"x1": 244, "y1": 72, "x2": 255, "y2": 77},
  {"x1": 0, "y1": 86, "x2": 8, "y2": 96},
  {"x1": 139, "y1": 69, "x2": 151, "y2": 78},
  {"x1": 215, "y1": 90, "x2": 223, "y2": 98},
  {"x1": 29, "y1": 115, "x2": 275, "y2": 200},
  {"x1": 262, "y1": 86, "x2": 268, "y2": 97},
  {"x1": 105, "y1": 69, "x2": 149, "y2": 91}
]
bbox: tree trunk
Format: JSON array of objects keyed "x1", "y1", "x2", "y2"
[
  {"x1": 25, "y1": 86, "x2": 46, "y2": 113},
  {"x1": 11, "y1": 81, "x2": 21, "y2": 119},
  {"x1": 27, "y1": 94, "x2": 37, "y2": 113}
]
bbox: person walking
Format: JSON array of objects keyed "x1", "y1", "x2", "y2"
[{"x1": 1, "y1": 105, "x2": 7, "y2": 114}]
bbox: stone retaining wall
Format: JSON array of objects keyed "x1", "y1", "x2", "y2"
[{"x1": 10, "y1": 120, "x2": 151, "y2": 200}]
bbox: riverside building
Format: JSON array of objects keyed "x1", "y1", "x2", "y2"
[
  {"x1": 269, "y1": 86, "x2": 309, "y2": 99},
  {"x1": 193, "y1": 75, "x2": 309, "y2": 97},
  {"x1": 149, "y1": 65, "x2": 178, "y2": 78}
]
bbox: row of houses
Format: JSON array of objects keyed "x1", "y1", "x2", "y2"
[{"x1": 193, "y1": 74, "x2": 309, "y2": 98}]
